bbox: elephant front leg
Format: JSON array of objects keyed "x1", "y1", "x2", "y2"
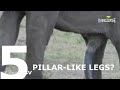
[
  {"x1": 83, "y1": 35, "x2": 107, "y2": 79},
  {"x1": 25, "y1": 11, "x2": 59, "y2": 79},
  {"x1": 0, "y1": 11, "x2": 24, "y2": 76}
]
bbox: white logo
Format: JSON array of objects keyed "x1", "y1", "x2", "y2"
[{"x1": 98, "y1": 16, "x2": 116, "y2": 23}]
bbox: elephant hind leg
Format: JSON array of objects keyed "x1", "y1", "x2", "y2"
[
  {"x1": 109, "y1": 37, "x2": 120, "y2": 64},
  {"x1": 82, "y1": 34, "x2": 107, "y2": 79},
  {"x1": 108, "y1": 22, "x2": 120, "y2": 65},
  {"x1": 92, "y1": 37, "x2": 107, "y2": 79}
]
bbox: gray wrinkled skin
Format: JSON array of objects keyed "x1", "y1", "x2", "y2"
[{"x1": 0, "y1": 11, "x2": 120, "y2": 79}]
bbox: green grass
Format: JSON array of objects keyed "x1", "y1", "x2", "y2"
[{"x1": 45, "y1": 30, "x2": 85, "y2": 65}]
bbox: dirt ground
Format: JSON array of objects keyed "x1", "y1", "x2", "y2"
[{"x1": 4, "y1": 17, "x2": 120, "y2": 79}]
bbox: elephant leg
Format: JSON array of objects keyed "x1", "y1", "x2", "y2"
[
  {"x1": 82, "y1": 34, "x2": 107, "y2": 79},
  {"x1": 109, "y1": 35, "x2": 120, "y2": 64},
  {"x1": 108, "y1": 23, "x2": 120, "y2": 64},
  {"x1": 25, "y1": 11, "x2": 59, "y2": 79},
  {"x1": 92, "y1": 36, "x2": 107, "y2": 79},
  {"x1": 0, "y1": 11, "x2": 24, "y2": 74}
]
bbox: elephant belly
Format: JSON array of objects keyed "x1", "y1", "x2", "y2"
[{"x1": 56, "y1": 11, "x2": 113, "y2": 34}]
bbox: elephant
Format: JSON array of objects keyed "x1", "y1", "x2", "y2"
[{"x1": 0, "y1": 11, "x2": 119, "y2": 79}]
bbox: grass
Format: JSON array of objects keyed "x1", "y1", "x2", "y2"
[{"x1": 5, "y1": 17, "x2": 120, "y2": 79}]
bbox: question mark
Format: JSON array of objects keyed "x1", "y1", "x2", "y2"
[{"x1": 110, "y1": 64, "x2": 114, "y2": 70}]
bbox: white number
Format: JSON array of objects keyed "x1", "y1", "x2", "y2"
[{"x1": 1, "y1": 46, "x2": 28, "y2": 79}]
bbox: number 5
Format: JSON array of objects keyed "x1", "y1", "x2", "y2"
[{"x1": 1, "y1": 46, "x2": 28, "y2": 79}]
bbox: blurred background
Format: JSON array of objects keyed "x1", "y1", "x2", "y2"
[
  {"x1": 0, "y1": 11, "x2": 3, "y2": 17},
  {"x1": 1, "y1": 12, "x2": 120, "y2": 79}
]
